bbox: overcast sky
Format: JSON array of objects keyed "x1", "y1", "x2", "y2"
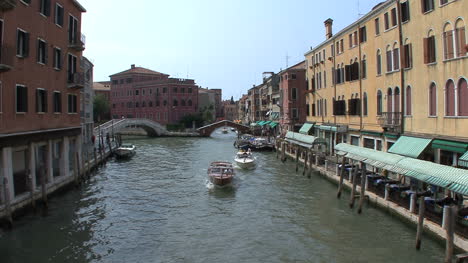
[{"x1": 80, "y1": 0, "x2": 383, "y2": 100}]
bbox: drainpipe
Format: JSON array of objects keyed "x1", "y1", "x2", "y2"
[
  {"x1": 358, "y1": 22, "x2": 363, "y2": 131},
  {"x1": 396, "y1": 0, "x2": 405, "y2": 135},
  {"x1": 333, "y1": 40, "x2": 337, "y2": 126}
]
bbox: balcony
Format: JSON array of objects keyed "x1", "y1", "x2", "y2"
[
  {"x1": 378, "y1": 112, "x2": 402, "y2": 132},
  {"x1": 67, "y1": 72, "x2": 85, "y2": 89},
  {"x1": 0, "y1": 45, "x2": 14, "y2": 72},
  {"x1": 0, "y1": 0, "x2": 16, "y2": 11},
  {"x1": 68, "y1": 33, "x2": 86, "y2": 51}
]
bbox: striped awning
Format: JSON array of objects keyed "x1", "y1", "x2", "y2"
[
  {"x1": 459, "y1": 151, "x2": 468, "y2": 168},
  {"x1": 388, "y1": 136, "x2": 432, "y2": 158}
]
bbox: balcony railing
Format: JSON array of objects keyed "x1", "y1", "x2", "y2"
[
  {"x1": 0, "y1": 0, "x2": 16, "y2": 11},
  {"x1": 378, "y1": 112, "x2": 402, "y2": 131},
  {"x1": 67, "y1": 72, "x2": 85, "y2": 89},
  {"x1": 68, "y1": 33, "x2": 85, "y2": 51},
  {"x1": 0, "y1": 45, "x2": 14, "y2": 72}
]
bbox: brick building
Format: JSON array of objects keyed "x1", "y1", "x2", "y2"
[
  {"x1": 0, "y1": 0, "x2": 86, "y2": 210},
  {"x1": 110, "y1": 65, "x2": 199, "y2": 125},
  {"x1": 222, "y1": 100, "x2": 237, "y2": 121},
  {"x1": 279, "y1": 61, "x2": 307, "y2": 133}
]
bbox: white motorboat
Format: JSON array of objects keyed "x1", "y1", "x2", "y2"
[
  {"x1": 115, "y1": 144, "x2": 136, "y2": 159},
  {"x1": 234, "y1": 150, "x2": 256, "y2": 169},
  {"x1": 222, "y1": 127, "x2": 228, "y2": 134}
]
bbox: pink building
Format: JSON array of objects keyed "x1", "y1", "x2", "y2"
[
  {"x1": 110, "y1": 65, "x2": 198, "y2": 125},
  {"x1": 279, "y1": 61, "x2": 307, "y2": 132}
]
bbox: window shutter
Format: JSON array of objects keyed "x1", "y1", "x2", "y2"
[
  {"x1": 447, "y1": 30, "x2": 454, "y2": 59},
  {"x1": 24, "y1": 87, "x2": 28, "y2": 112},
  {"x1": 36, "y1": 39, "x2": 40, "y2": 62},
  {"x1": 423, "y1": 37, "x2": 429, "y2": 63},
  {"x1": 407, "y1": 43, "x2": 412, "y2": 68},
  {"x1": 46, "y1": 0, "x2": 51, "y2": 16},
  {"x1": 44, "y1": 43, "x2": 48, "y2": 64},
  {"x1": 457, "y1": 27, "x2": 466, "y2": 57},
  {"x1": 345, "y1": 65, "x2": 351, "y2": 81},
  {"x1": 16, "y1": 30, "x2": 20, "y2": 55}
]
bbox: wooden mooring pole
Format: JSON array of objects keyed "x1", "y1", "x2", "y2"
[
  {"x1": 445, "y1": 206, "x2": 455, "y2": 263},
  {"x1": 337, "y1": 157, "x2": 346, "y2": 198},
  {"x1": 415, "y1": 196, "x2": 425, "y2": 250},
  {"x1": 357, "y1": 162, "x2": 366, "y2": 214},
  {"x1": 303, "y1": 150, "x2": 308, "y2": 175},
  {"x1": 2, "y1": 177, "x2": 13, "y2": 227},
  {"x1": 40, "y1": 167, "x2": 48, "y2": 209},
  {"x1": 295, "y1": 147, "x2": 299, "y2": 172},
  {"x1": 281, "y1": 142, "x2": 286, "y2": 162},
  {"x1": 349, "y1": 164, "x2": 358, "y2": 208}
]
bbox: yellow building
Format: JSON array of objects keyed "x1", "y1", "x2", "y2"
[{"x1": 305, "y1": 0, "x2": 468, "y2": 167}]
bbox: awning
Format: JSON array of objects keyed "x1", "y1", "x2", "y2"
[
  {"x1": 260, "y1": 121, "x2": 271, "y2": 126},
  {"x1": 299, "y1": 123, "x2": 314, "y2": 135},
  {"x1": 388, "y1": 136, "x2": 432, "y2": 158},
  {"x1": 335, "y1": 143, "x2": 468, "y2": 195},
  {"x1": 318, "y1": 125, "x2": 337, "y2": 132},
  {"x1": 285, "y1": 131, "x2": 317, "y2": 149},
  {"x1": 432, "y1": 139, "x2": 468, "y2": 154},
  {"x1": 459, "y1": 151, "x2": 468, "y2": 168},
  {"x1": 269, "y1": 122, "x2": 279, "y2": 128}
]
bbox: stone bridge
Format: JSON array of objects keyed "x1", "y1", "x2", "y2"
[
  {"x1": 197, "y1": 120, "x2": 250, "y2": 137},
  {"x1": 94, "y1": 118, "x2": 168, "y2": 137}
]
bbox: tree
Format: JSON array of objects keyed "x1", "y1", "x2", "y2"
[
  {"x1": 179, "y1": 113, "x2": 204, "y2": 128},
  {"x1": 93, "y1": 94, "x2": 110, "y2": 123}
]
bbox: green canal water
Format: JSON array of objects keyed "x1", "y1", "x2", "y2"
[{"x1": 0, "y1": 131, "x2": 446, "y2": 262}]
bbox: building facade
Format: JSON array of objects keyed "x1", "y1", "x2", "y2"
[
  {"x1": 81, "y1": 56, "x2": 93, "y2": 157},
  {"x1": 0, "y1": 0, "x2": 86, "y2": 209},
  {"x1": 304, "y1": 0, "x2": 468, "y2": 165},
  {"x1": 110, "y1": 65, "x2": 199, "y2": 126},
  {"x1": 222, "y1": 100, "x2": 237, "y2": 121},
  {"x1": 279, "y1": 61, "x2": 307, "y2": 133}
]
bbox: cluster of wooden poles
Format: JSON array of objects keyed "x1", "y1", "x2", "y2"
[{"x1": 274, "y1": 138, "x2": 465, "y2": 263}]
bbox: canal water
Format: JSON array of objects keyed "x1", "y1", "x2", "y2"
[{"x1": 0, "y1": 131, "x2": 446, "y2": 262}]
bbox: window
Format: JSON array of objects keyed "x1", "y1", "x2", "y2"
[
  {"x1": 53, "y1": 48, "x2": 61, "y2": 69},
  {"x1": 181, "y1": 100, "x2": 186, "y2": 106},
  {"x1": 156, "y1": 100, "x2": 160, "y2": 107},
  {"x1": 384, "y1": 13, "x2": 390, "y2": 30},
  {"x1": 306, "y1": 104, "x2": 310, "y2": 116},
  {"x1": 405, "y1": 86, "x2": 412, "y2": 115},
  {"x1": 135, "y1": 102, "x2": 139, "y2": 108},
  {"x1": 37, "y1": 39, "x2": 47, "y2": 64},
  {"x1": 40, "y1": 0, "x2": 51, "y2": 16},
  {"x1": 53, "y1": 92, "x2": 61, "y2": 113},
  {"x1": 393, "y1": 45, "x2": 400, "y2": 71},
  {"x1": 364, "y1": 138, "x2": 375, "y2": 149},
  {"x1": 135, "y1": 90, "x2": 139, "y2": 95},
  {"x1": 163, "y1": 87, "x2": 167, "y2": 93},
  {"x1": 181, "y1": 87, "x2": 185, "y2": 93},
  {"x1": 333, "y1": 98, "x2": 346, "y2": 116},
  {"x1": 372, "y1": 20, "x2": 381, "y2": 39},
  {"x1": 445, "y1": 80, "x2": 455, "y2": 116},
  {"x1": 422, "y1": 0, "x2": 434, "y2": 13},
  {"x1": 363, "y1": 92, "x2": 368, "y2": 116},
  {"x1": 400, "y1": 1, "x2": 410, "y2": 23},
  {"x1": 291, "y1": 88, "x2": 297, "y2": 100},
  {"x1": 443, "y1": 23, "x2": 454, "y2": 60},
  {"x1": 340, "y1": 39, "x2": 344, "y2": 53},
  {"x1": 291, "y1": 74, "x2": 296, "y2": 79},
  {"x1": 16, "y1": 29, "x2": 29, "y2": 57},
  {"x1": 390, "y1": 8, "x2": 397, "y2": 27},
  {"x1": 345, "y1": 61, "x2": 359, "y2": 81},
  {"x1": 188, "y1": 88, "x2": 192, "y2": 93},
  {"x1": 67, "y1": 94, "x2": 77, "y2": 113},
  {"x1": 173, "y1": 87, "x2": 177, "y2": 93},
  {"x1": 361, "y1": 55, "x2": 367, "y2": 78},
  {"x1": 163, "y1": 100, "x2": 167, "y2": 106},
  {"x1": 359, "y1": 26, "x2": 367, "y2": 43},
  {"x1": 386, "y1": 46, "x2": 393, "y2": 72},
  {"x1": 67, "y1": 54, "x2": 77, "y2": 82},
  {"x1": 55, "y1": 3, "x2": 64, "y2": 26},
  {"x1": 348, "y1": 97, "x2": 361, "y2": 116},
  {"x1": 188, "y1": 100, "x2": 192, "y2": 106},
  {"x1": 455, "y1": 19, "x2": 467, "y2": 58},
  {"x1": 68, "y1": 15, "x2": 78, "y2": 44},
  {"x1": 324, "y1": 71, "x2": 327, "y2": 87},
  {"x1": 36, "y1": 89, "x2": 47, "y2": 113},
  {"x1": 377, "y1": 90, "x2": 383, "y2": 115},
  {"x1": 424, "y1": 33, "x2": 436, "y2": 63},
  {"x1": 403, "y1": 43, "x2": 412, "y2": 68},
  {"x1": 376, "y1": 50, "x2": 382, "y2": 75},
  {"x1": 292, "y1": 108, "x2": 298, "y2": 119},
  {"x1": 440, "y1": 0, "x2": 448, "y2": 5},
  {"x1": 458, "y1": 78, "x2": 468, "y2": 116},
  {"x1": 142, "y1": 101, "x2": 146, "y2": 107},
  {"x1": 173, "y1": 99, "x2": 178, "y2": 106},
  {"x1": 349, "y1": 33, "x2": 353, "y2": 48},
  {"x1": 16, "y1": 85, "x2": 28, "y2": 113}
]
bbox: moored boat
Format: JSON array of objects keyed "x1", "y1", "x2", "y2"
[
  {"x1": 208, "y1": 161, "x2": 235, "y2": 186},
  {"x1": 115, "y1": 144, "x2": 136, "y2": 159},
  {"x1": 234, "y1": 150, "x2": 256, "y2": 169},
  {"x1": 222, "y1": 127, "x2": 228, "y2": 134}
]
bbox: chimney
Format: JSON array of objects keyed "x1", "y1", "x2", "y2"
[
  {"x1": 324, "y1": 18, "x2": 333, "y2": 39},
  {"x1": 131, "y1": 64, "x2": 135, "y2": 69}
]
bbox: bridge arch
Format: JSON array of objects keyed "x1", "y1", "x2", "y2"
[
  {"x1": 197, "y1": 120, "x2": 250, "y2": 137},
  {"x1": 94, "y1": 118, "x2": 168, "y2": 137}
]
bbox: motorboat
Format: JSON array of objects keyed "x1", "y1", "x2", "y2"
[
  {"x1": 234, "y1": 150, "x2": 256, "y2": 169},
  {"x1": 231, "y1": 128, "x2": 236, "y2": 132},
  {"x1": 115, "y1": 144, "x2": 136, "y2": 159},
  {"x1": 250, "y1": 137, "x2": 275, "y2": 151},
  {"x1": 222, "y1": 127, "x2": 228, "y2": 134},
  {"x1": 208, "y1": 161, "x2": 235, "y2": 186}
]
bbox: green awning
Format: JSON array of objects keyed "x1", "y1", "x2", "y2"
[
  {"x1": 256, "y1": 121, "x2": 262, "y2": 124},
  {"x1": 260, "y1": 121, "x2": 271, "y2": 126},
  {"x1": 432, "y1": 139, "x2": 468, "y2": 154},
  {"x1": 269, "y1": 122, "x2": 279, "y2": 128},
  {"x1": 388, "y1": 136, "x2": 432, "y2": 158},
  {"x1": 299, "y1": 123, "x2": 314, "y2": 135},
  {"x1": 459, "y1": 151, "x2": 468, "y2": 168},
  {"x1": 335, "y1": 143, "x2": 468, "y2": 195},
  {"x1": 361, "y1": 131, "x2": 383, "y2": 137},
  {"x1": 285, "y1": 131, "x2": 319, "y2": 148},
  {"x1": 384, "y1": 133, "x2": 399, "y2": 139},
  {"x1": 318, "y1": 125, "x2": 337, "y2": 132}
]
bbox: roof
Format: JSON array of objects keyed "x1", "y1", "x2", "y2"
[
  {"x1": 93, "y1": 82, "x2": 110, "y2": 91},
  {"x1": 388, "y1": 136, "x2": 432, "y2": 158},
  {"x1": 335, "y1": 143, "x2": 468, "y2": 195},
  {"x1": 109, "y1": 66, "x2": 167, "y2": 77},
  {"x1": 72, "y1": 0, "x2": 86, "y2": 12}
]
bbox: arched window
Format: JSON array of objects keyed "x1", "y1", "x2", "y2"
[
  {"x1": 443, "y1": 23, "x2": 455, "y2": 60},
  {"x1": 142, "y1": 101, "x2": 146, "y2": 107},
  {"x1": 458, "y1": 78, "x2": 468, "y2": 116},
  {"x1": 405, "y1": 86, "x2": 412, "y2": 115},
  {"x1": 445, "y1": 79, "x2": 455, "y2": 116},
  {"x1": 424, "y1": 29, "x2": 437, "y2": 64},
  {"x1": 394, "y1": 87, "x2": 400, "y2": 113},
  {"x1": 163, "y1": 100, "x2": 167, "y2": 106},
  {"x1": 173, "y1": 99, "x2": 178, "y2": 106},
  {"x1": 377, "y1": 90, "x2": 382, "y2": 115},
  {"x1": 340, "y1": 63, "x2": 345, "y2": 81},
  {"x1": 361, "y1": 55, "x2": 367, "y2": 79},
  {"x1": 429, "y1": 83, "x2": 437, "y2": 116},
  {"x1": 387, "y1": 88, "x2": 393, "y2": 112},
  {"x1": 376, "y1": 50, "x2": 382, "y2": 75},
  {"x1": 181, "y1": 99, "x2": 186, "y2": 106},
  {"x1": 363, "y1": 92, "x2": 368, "y2": 116},
  {"x1": 149, "y1": 101, "x2": 153, "y2": 107},
  {"x1": 455, "y1": 19, "x2": 467, "y2": 58},
  {"x1": 156, "y1": 100, "x2": 160, "y2": 107},
  {"x1": 386, "y1": 45, "x2": 393, "y2": 72},
  {"x1": 188, "y1": 100, "x2": 192, "y2": 106},
  {"x1": 393, "y1": 42, "x2": 400, "y2": 71},
  {"x1": 324, "y1": 99, "x2": 327, "y2": 116}
]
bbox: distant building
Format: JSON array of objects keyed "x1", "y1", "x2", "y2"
[
  {"x1": 279, "y1": 61, "x2": 307, "y2": 133},
  {"x1": 222, "y1": 100, "x2": 237, "y2": 121},
  {"x1": 211, "y1": 89, "x2": 223, "y2": 120},
  {"x1": 237, "y1": 94, "x2": 248, "y2": 124},
  {"x1": 109, "y1": 64, "x2": 199, "y2": 125},
  {"x1": 198, "y1": 88, "x2": 217, "y2": 122},
  {"x1": 93, "y1": 81, "x2": 111, "y2": 101}
]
